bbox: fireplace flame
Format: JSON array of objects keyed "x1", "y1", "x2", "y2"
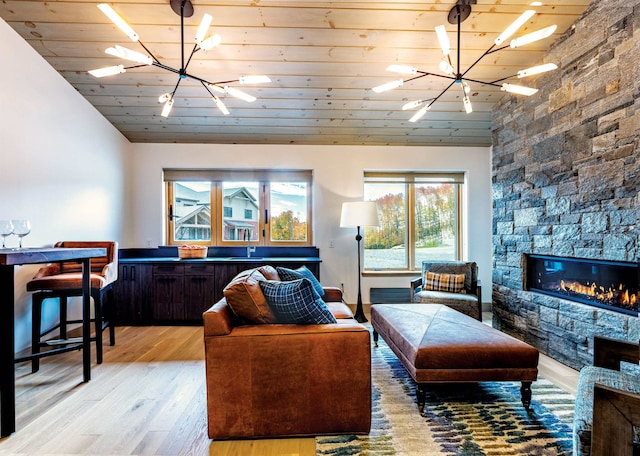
[{"x1": 560, "y1": 279, "x2": 637, "y2": 309}]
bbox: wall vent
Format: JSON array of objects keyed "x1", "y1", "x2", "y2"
[{"x1": 370, "y1": 287, "x2": 411, "y2": 304}]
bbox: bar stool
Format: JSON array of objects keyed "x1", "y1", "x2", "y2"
[{"x1": 26, "y1": 241, "x2": 118, "y2": 372}]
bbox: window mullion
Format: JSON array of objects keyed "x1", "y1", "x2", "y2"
[{"x1": 407, "y1": 183, "x2": 416, "y2": 270}]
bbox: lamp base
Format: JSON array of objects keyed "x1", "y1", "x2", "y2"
[{"x1": 353, "y1": 306, "x2": 368, "y2": 323}]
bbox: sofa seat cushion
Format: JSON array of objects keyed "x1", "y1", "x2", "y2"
[
  {"x1": 325, "y1": 301, "x2": 354, "y2": 319},
  {"x1": 260, "y1": 279, "x2": 337, "y2": 325},
  {"x1": 573, "y1": 365, "x2": 640, "y2": 456},
  {"x1": 223, "y1": 269, "x2": 278, "y2": 324}
]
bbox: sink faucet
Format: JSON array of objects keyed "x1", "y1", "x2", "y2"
[{"x1": 245, "y1": 229, "x2": 256, "y2": 258}]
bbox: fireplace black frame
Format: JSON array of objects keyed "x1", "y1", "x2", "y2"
[{"x1": 524, "y1": 254, "x2": 640, "y2": 316}]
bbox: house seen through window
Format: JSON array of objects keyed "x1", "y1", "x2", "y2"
[{"x1": 165, "y1": 169, "x2": 312, "y2": 246}]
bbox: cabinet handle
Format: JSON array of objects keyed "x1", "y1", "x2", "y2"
[{"x1": 122, "y1": 266, "x2": 127, "y2": 281}]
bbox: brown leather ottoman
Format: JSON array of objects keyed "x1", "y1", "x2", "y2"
[{"x1": 371, "y1": 304, "x2": 539, "y2": 412}]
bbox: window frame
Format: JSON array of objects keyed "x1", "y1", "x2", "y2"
[
  {"x1": 363, "y1": 171, "x2": 464, "y2": 272},
  {"x1": 164, "y1": 169, "x2": 313, "y2": 247}
]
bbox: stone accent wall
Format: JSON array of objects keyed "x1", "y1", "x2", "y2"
[{"x1": 491, "y1": 0, "x2": 640, "y2": 370}]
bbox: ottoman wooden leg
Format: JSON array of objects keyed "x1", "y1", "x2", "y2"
[
  {"x1": 416, "y1": 385, "x2": 426, "y2": 414},
  {"x1": 521, "y1": 381, "x2": 532, "y2": 410},
  {"x1": 373, "y1": 330, "x2": 379, "y2": 347}
]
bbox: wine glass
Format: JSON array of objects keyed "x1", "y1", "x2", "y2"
[
  {"x1": 0, "y1": 220, "x2": 13, "y2": 249},
  {"x1": 11, "y1": 220, "x2": 31, "y2": 249}
]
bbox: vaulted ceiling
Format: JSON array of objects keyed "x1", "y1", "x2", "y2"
[{"x1": 1, "y1": 1, "x2": 591, "y2": 145}]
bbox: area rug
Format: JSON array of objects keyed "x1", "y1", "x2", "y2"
[{"x1": 316, "y1": 335, "x2": 575, "y2": 455}]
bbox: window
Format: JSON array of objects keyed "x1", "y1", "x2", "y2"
[
  {"x1": 363, "y1": 172, "x2": 464, "y2": 271},
  {"x1": 165, "y1": 169, "x2": 313, "y2": 246}
]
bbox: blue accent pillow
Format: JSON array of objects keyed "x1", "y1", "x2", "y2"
[
  {"x1": 276, "y1": 265, "x2": 325, "y2": 297},
  {"x1": 259, "y1": 278, "x2": 337, "y2": 324}
]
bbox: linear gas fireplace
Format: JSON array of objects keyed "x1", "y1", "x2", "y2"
[{"x1": 524, "y1": 254, "x2": 639, "y2": 315}]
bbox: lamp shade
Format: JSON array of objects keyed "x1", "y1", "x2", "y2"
[{"x1": 340, "y1": 201, "x2": 380, "y2": 228}]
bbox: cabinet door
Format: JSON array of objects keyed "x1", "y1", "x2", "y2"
[
  {"x1": 113, "y1": 263, "x2": 152, "y2": 324},
  {"x1": 184, "y1": 264, "x2": 216, "y2": 321},
  {"x1": 153, "y1": 264, "x2": 185, "y2": 321}
]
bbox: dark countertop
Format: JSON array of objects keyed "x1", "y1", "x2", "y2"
[{"x1": 118, "y1": 246, "x2": 321, "y2": 263}]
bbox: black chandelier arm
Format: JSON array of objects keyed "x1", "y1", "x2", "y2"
[
  {"x1": 460, "y1": 43, "x2": 497, "y2": 80},
  {"x1": 428, "y1": 78, "x2": 459, "y2": 106},
  {"x1": 169, "y1": 77, "x2": 183, "y2": 98},
  {"x1": 487, "y1": 74, "x2": 517, "y2": 85},
  {"x1": 183, "y1": 44, "x2": 200, "y2": 74},
  {"x1": 462, "y1": 76, "x2": 502, "y2": 88},
  {"x1": 137, "y1": 40, "x2": 162, "y2": 65}
]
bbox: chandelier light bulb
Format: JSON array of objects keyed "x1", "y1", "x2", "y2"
[
  {"x1": 207, "y1": 84, "x2": 225, "y2": 94},
  {"x1": 435, "y1": 25, "x2": 451, "y2": 56},
  {"x1": 105, "y1": 45, "x2": 153, "y2": 65},
  {"x1": 501, "y1": 83, "x2": 539, "y2": 96},
  {"x1": 199, "y1": 34, "x2": 222, "y2": 51},
  {"x1": 239, "y1": 75, "x2": 272, "y2": 84},
  {"x1": 386, "y1": 65, "x2": 418, "y2": 75},
  {"x1": 409, "y1": 104, "x2": 431, "y2": 123},
  {"x1": 510, "y1": 25, "x2": 557, "y2": 48},
  {"x1": 88, "y1": 65, "x2": 126, "y2": 78},
  {"x1": 213, "y1": 96, "x2": 230, "y2": 115},
  {"x1": 517, "y1": 63, "x2": 558, "y2": 78},
  {"x1": 463, "y1": 95, "x2": 473, "y2": 113},
  {"x1": 494, "y1": 10, "x2": 536, "y2": 46},
  {"x1": 402, "y1": 100, "x2": 424, "y2": 110},
  {"x1": 372, "y1": 79, "x2": 404, "y2": 93},
  {"x1": 97, "y1": 4, "x2": 139, "y2": 42},
  {"x1": 225, "y1": 87, "x2": 257, "y2": 103},
  {"x1": 158, "y1": 93, "x2": 171, "y2": 103},
  {"x1": 161, "y1": 98, "x2": 174, "y2": 117},
  {"x1": 439, "y1": 59, "x2": 454, "y2": 75},
  {"x1": 195, "y1": 13, "x2": 213, "y2": 44},
  {"x1": 463, "y1": 81, "x2": 471, "y2": 94}
]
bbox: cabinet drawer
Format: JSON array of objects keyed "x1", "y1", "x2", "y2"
[
  {"x1": 153, "y1": 264, "x2": 184, "y2": 275},
  {"x1": 184, "y1": 264, "x2": 215, "y2": 275}
]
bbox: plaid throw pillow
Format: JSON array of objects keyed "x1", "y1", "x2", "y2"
[
  {"x1": 276, "y1": 266, "x2": 325, "y2": 297},
  {"x1": 424, "y1": 271, "x2": 466, "y2": 293},
  {"x1": 259, "y1": 278, "x2": 337, "y2": 324}
]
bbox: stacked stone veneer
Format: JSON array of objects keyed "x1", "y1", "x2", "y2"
[{"x1": 491, "y1": 0, "x2": 640, "y2": 370}]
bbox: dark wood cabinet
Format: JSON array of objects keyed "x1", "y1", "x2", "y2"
[
  {"x1": 184, "y1": 264, "x2": 216, "y2": 321},
  {"x1": 113, "y1": 263, "x2": 152, "y2": 324},
  {"x1": 113, "y1": 247, "x2": 321, "y2": 325},
  {"x1": 152, "y1": 264, "x2": 185, "y2": 321}
]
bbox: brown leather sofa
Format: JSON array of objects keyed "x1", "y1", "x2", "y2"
[{"x1": 203, "y1": 266, "x2": 372, "y2": 440}]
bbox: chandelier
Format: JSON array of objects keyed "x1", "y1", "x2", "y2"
[
  {"x1": 89, "y1": 0, "x2": 270, "y2": 118},
  {"x1": 372, "y1": 0, "x2": 558, "y2": 123}
]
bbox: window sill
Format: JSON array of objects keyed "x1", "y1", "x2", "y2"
[{"x1": 362, "y1": 270, "x2": 420, "y2": 278}]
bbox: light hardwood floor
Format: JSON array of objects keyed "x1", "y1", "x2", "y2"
[{"x1": 0, "y1": 312, "x2": 578, "y2": 456}]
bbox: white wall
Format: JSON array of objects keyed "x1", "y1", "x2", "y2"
[
  {"x1": 127, "y1": 143, "x2": 493, "y2": 306},
  {"x1": 0, "y1": 18, "x2": 129, "y2": 351}
]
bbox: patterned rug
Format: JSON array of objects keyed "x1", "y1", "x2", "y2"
[{"x1": 316, "y1": 335, "x2": 575, "y2": 456}]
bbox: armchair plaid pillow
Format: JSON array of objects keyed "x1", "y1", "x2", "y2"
[{"x1": 424, "y1": 271, "x2": 466, "y2": 294}]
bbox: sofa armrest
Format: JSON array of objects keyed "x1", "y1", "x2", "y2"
[
  {"x1": 203, "y1": 299, "x2": 238, "y2": 336},
  {"x1": 322, "y1": 286, "x2": 343, "y2": 302},
  {"x1": 204, "y1": 321, "x2": 371, "y2": 439},
  {"x1": 410, "y1": 276, "x2": 422, "y2": 302},
  {"x1": 594, "y1": 336, "x2": 640, "y2": 370}
]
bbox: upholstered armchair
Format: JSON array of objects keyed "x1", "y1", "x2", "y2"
[
  {"x1": 410, "y1": 260, "x2": 481, "y2": 320},
  {"x1": 26, "y1": 241, "x2": 118, "y2": 372},
  {"x1": 573, "y1": 336, "x2": 640, "y2": 456}
]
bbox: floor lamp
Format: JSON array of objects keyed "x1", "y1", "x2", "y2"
[{"x1": 340, "y1": 201, "x2": 380, "y2": 323}]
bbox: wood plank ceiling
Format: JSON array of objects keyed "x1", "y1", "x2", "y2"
[{"x1": 1, "y1": 0, "x2": 591, "y2": 145}]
